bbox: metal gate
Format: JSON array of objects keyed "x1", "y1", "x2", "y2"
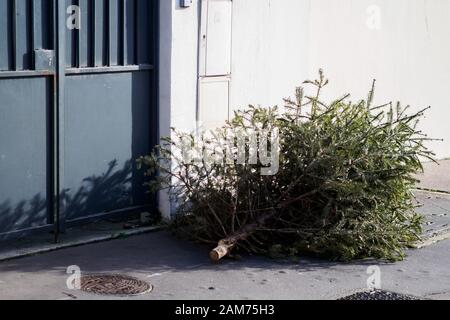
[{"x1": 0, "y1": 0, "x2": 158, "y2": 240}]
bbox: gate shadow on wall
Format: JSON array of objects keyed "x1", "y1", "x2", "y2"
[
  {"x1": 0, "y1": 158, "x2": 151, "y2": 239},
  {"x1": 62, "y1": 160, "x2": 134, "y2": 221}
]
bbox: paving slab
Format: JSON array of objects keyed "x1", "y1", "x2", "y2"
[
  {"x1": 416, "y1": 160, "x2": 450, "y2": 193},
  {"x1": 414, "y1": 190, "x2": 450, "y2": 247}
]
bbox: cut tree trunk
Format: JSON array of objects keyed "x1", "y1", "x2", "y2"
[
  {"x1": 209, "y1": 190, "x2": 319, "y2": 262},
  {"x1": 209, "y1": 211, "x2": 275, "y2": 262}
]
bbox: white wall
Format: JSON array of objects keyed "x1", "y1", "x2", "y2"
[
  {"x1": 159, "y1": 0, "x2": 201, "y2": 218},
  {"x1": 230, "y1": 0, "x2": 310, "y2": 111},
  {"x1": 307, "y1": 0, "x2": 450, "y2": 159},
  {"x1": 160, "y1": 0, "x2": 199, "y2": 135},
  {"x1": 159, "y1": 0, "x2": 450, "y2": 217}
]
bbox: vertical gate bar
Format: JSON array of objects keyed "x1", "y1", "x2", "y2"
[
  {"x1": 120, "y1": 0, "x2": 125, "y2": 65},
  {"x1": 104, "y1": 0, "x2": 108, "y2": 66},
  {"x1": 31, "y1": 0, "x2": 41, "y2": 69},
  {"x1": 54, "y1": 0, "x2": 66, "y2": 241},
  {"x1": 134, "y1": 0, "x2": 137, "y2": 65},
  {"x1": 14, "y1": 0, "x2": 32, "y2": 70},
  {"x1": 64, "y1": 0, "x2": 69, "y2": 66},
  {"x1": 89, "y1": 0, "x2": 94, "y2": 66},
  {"x1": 0, "y1": 1, "x2": 9, "y2": 70},
  {"x1": 11, "y1": 0, "x2": 17, "y2": 70},
  {"x1": 65, "y1": 0, "x2": 74, "y2": 67},
  {"x1": 91, "y1": 0, "x2": 96, "y2": 67},
  {"x1": 91, "y1": 0, "x2": 95, "y2": 65},
  {"x1": 75, "y1": 0, "x2": 80, "y2": 67},
  {"x1": 32, "y1": 0, "x2": 41, "y2": 50},
  {"x1": 123, "y1": 0, "x2": 135, "y2": 65},
  {"x1": 105, "y1": 0, "x2": 110, "y2": 66},
  {"x1": 32, "y1": 0, "x2": 48, "y2": 49},
  {"x1": 133, "y1": 0, "x2": 137, "y2": 65},
  {"x1": 78, "y1": 0, "x2": 88, "y2": 67},
  {"x1": 109, "y1": 0, "x2": 119, "y2": 66},
  {"x1": 93, "y1": 0, "x2": 105, "y2": 66},
  {"x1": 131, "y1": 0, "x2": 136, "y2": 65}
]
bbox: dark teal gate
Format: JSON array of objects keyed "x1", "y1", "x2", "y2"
[{"x1": 0, "y1": 0, "x2": 158, "y2": 240}]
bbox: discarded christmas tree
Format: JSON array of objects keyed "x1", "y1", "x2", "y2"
[{"x1": 138, "y1": 70, "x2": 436, "y2": 262}]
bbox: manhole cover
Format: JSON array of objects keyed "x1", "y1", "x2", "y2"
[
  {"x1": 80, "y1": 275, "x2": 153, "y2": 296},
  {"x1": 339, "y1": 290, "x2": 421, "y2": 300}
]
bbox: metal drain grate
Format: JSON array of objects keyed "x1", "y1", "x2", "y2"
[
  {"x1": 339, "y1": 290, "x2": 421, "y2": 300},
  {"x1": 80, "y1": 275, "x2": 153, "y2": 296}
]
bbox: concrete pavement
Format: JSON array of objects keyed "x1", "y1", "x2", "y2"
[
  {"x1": 416, "y1": 160, "x2": 450, "y2": 193},
  {"x1": 0, "y1": 230, "x2": 449, "y2": 300}
]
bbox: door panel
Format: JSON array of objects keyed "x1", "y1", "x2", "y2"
[
  {"x1": 62, "y1": 0, "x2": 156, "y2": 224},
  {"x1": 0, "y1": 77, "x2": 51, "y2": 234},
  {"x1": 0, "y1": 0, "x2": 53, "y2": 238},
  {"x1": 63, "y1": 71, "x2": 151, "y2": 221}
]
